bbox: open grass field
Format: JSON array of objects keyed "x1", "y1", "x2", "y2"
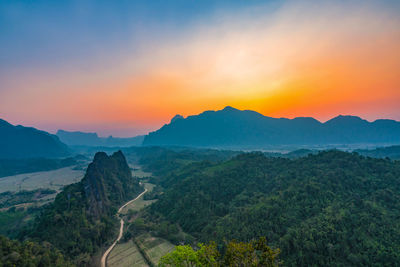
[
  {"x1": 121, "y1": 183, "x2": 156, "y2": 214},
  {"x1": 0, "y1": 166, "x2": 84, "y2": 193},
  {"x1": 107, "y1": 240, "x2": 148, "y2": 267},
  {"x1": 136, "y1": 233, "x2": 175, "y2": 265}
]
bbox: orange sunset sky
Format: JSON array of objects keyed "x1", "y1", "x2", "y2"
[{"x1": 1, "y1": 1, "x2": 400, "y2": 136}]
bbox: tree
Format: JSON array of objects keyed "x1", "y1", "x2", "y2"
[
  {"x1": 223, "y1": 237, "x2": 280, "y2": 267},
  {"x1": 159, "y1": 238, "x2": 279, "y2": 267},
  {"x1": 159, "y1": 245, "x2": 199, "y2": 267}
]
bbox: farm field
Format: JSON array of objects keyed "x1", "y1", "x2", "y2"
[
  {"x1": 121, "y1": 183, "x2": 156, "y2": 214},
  {"x1": 0, "y1": 166, "x2": 84, "y2": 193},
  {"x1": 136, "y1": 233, "x2": 175, "y2": 265},
  {"x1": 107, "y1": 240, "x2": 148, "y2": 267}
]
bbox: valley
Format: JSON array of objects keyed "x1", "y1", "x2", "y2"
[
  {"x1": 101, "y1": 187, "x2": 148, "y2": 267},
  {"x1": 0, "y1": 166, "x2": 84, "y2": 193},
  {"x1": 1, "y1": 146, "x2": 400, "y2": 266},
  {"x1": 120, "y1": 183, "x2": 156, "y2": 214}
]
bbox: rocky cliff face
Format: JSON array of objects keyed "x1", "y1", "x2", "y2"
[
  {"x1": 83, "y1": 150, "x2": 141, "y2": 218},
  {"x1": 29, "y1": 150, "x2": 143, "y2": 262}
]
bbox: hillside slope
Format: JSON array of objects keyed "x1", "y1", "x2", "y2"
[
  {"x1": 147, "y1": 150, "x2": 400, "y2": 266},
  {"x1": 356, "y1": 145, "x2": 400, "y2": 159},
  {"x1": 0, "y1": 235, "x2": 74, "y2": 266},
  {"x1": 0, "y1": 119, "x2": 70, "y2": 159}
]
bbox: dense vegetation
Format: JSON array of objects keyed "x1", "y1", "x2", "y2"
[
  {"x1": 144, "y1": 150, "x2": 400, "y2": 266},
  {"x1": 0, "y1": 157, "x2": 78, "y2": 178},
  {"x1": 160, "y1": 237, "x2": 280, "y2": 267},
  {"x1": 0, "y1": 189, "x2": 55, "y2": 238},
  {"x1": 356, "y1": 145, "x2": 400, "y2": 160},
  {"x1": 0, "y1": 207, "x2": 41, "y2": 239},
  {"x1": 3, "y1": 146, "x2": 400, "y2": 266},
  {"x1": 0, "y1": 235, "x2": 73, "y2": 267},
  {"x1": 24, "y1": 151, "x2": 143, "y2": 265},
  {"x1": 125, "y1": 146, "x2": 239, "y2": 177}
]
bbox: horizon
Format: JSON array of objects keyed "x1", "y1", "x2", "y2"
[
  {"x1": 2, "y1": 106, "x2": 400, "y2": 138},
  {"x1": 1, "y1": 0, "x2": 400, "y2": 137}
]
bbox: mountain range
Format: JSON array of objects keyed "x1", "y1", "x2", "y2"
[
  {"x1": 0, "y1": 119, "x2": 70, "y2": 159},
  {"x1": 143, "y1": 106, "x2": 400, "y2": 148},
  {"x1": 57, "y1": 129, "x2": 144, "y2": 147}
]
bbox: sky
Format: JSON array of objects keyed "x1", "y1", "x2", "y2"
[{"x1": 1, "y1": 0, "x2": 400, "y2": 137}]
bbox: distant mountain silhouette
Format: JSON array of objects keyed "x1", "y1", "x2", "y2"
[
  {"x1": 143, "y1": 106, "x2": 400, "y2": 148},
  {"x1": 57, "y1": 129, "x2": 144, "y2": 147},
  {"x1": 0, "y1": 119, "x2": 70, "y2": 158}
]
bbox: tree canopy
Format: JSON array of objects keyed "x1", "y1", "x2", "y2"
[
  {"x1": 160, "y1": 237, "x2": 280, "y2": 267},
  {"x1": 145, "y1": 150, "x2": 400, "y2": 266}
]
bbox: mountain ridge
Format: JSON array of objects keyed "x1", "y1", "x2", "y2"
[
  {"x1": 0, "y1": 118, "x2": 70, "y2": 159},
  {"x1": 143, "y1": 107, "x2": 400, "y2": 148},
  {"x1": 57, "y1": 129, "x2": 144, "y2": 147}
]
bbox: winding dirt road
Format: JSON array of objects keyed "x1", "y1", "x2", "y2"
[{"x1": 100, "y1": 188, "x2": 148, "y2": 267}]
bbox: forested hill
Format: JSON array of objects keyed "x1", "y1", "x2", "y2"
[
  {"x1": 148, "y1": 150, "x2": 400, "y2": 266},
  {"x1": 355, "y1": 145, "x2": 400, "y2": 160},
  {"x1": 0, "y1": 118, "x2": 70, "y2": 159},
  {"x1": 143, "y1": 106, "x2": 400, "y2": 148},
  {"x1": 26, "y1": 151, "x2": 142, "y2": 265}
]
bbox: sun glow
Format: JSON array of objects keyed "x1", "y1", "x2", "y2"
[{"x1": 1, "y1": 1, "x2": 400, "y2": 136}]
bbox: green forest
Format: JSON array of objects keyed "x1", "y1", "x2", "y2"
[
  {"x1": 0, "y1": 235, "x2": 73, "y2": 267},
  {"x1": 2, "y1": 147, "x2": 400, "y2": 266},
  {"x1": 140, "y1": 150, "x2": 400, "y2": 266},
  {"x1": 160, "y1": 237, "x2": 280, "y2": 267}
]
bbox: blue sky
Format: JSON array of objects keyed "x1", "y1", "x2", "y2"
[{"x1": 0, "y1": 0, "x2": 281, "y2": 71}]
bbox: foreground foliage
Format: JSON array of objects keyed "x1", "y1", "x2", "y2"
[
  {"x1": 159, "y1": 237, "x2": 280, "y2": 267},
  {"x1": 0, "y1": 206, "x2": 41, "y2": 239},
  {"x1": 0, "y1": 235, "x2": 74, "y2": 267}
]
